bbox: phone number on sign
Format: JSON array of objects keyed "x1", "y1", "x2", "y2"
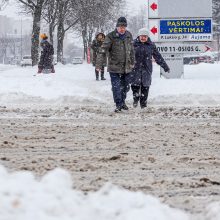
[{"x1": 157, "y1": 46, "x2": 201, "y2": 53}]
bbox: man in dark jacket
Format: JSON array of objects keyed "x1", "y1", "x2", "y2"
[
  {"x1": 131, "y1": 28, "x2": 170, "y2": 109},
  {"x1": 96, "y1": 17, "x2": 135, "y2": 113},
  {"x1": 91, "y1": 32, "x2": 106, "y2": 81},
  {"x1": 38, "y1": 33, "x2": 55, "y2": 74}
]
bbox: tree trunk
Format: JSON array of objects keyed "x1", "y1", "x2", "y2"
[
  {"x1": 82, "y1": 30, "x2": 87, "y2": 60},
  {"x1": 49, "y1": 24, "x2": 54, "y2": 45},
  {"x1": 31, "y1": 5, "x2": 43, "y2": 66},
  {"x1": 57, "y1": 23, "x2": 65, "y2": 63},
  {"x1": 218, "y1": 33, "x2": 220, "y2": 62}
]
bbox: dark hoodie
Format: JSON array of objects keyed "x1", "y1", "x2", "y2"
[{"x1": 38, "y1": 39, "x2": 54, "y2": 69}]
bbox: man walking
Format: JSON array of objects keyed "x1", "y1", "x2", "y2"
[{"x1": 96, "y1": 17, "x2": 135, "y2": 113}]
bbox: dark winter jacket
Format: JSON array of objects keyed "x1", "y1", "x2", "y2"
[
  {"x1": 131, "y1": 37, "x2": 169, "y2": 87},
  {"x1": 91, "y1": 33, "x2": 106, "y2": 67},
  {"x1": 96, "y1": 29, "x2": 135, "y2": 74},
  {"x1": 38, "y1": 40, "x2": 54, "y2": 69}
]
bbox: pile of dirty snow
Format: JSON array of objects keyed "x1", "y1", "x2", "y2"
[{"x1": 0, "y1": 165, "x2": 190, "y2": 220}]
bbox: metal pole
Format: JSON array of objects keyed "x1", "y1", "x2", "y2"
[
  {"x1": 218, "y1": 31, "x2": 220, "y2": 62},
  {"x1": 20, "y1": 17, "x2": 23, "y2": 61}
]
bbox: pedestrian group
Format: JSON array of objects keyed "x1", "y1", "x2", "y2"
[{"x1": 38, "y1": 17, "x2": 170, "y2": 113}]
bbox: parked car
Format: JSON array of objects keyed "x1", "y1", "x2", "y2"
[
  {"x1": 198, "y1": 55, "x2": 214, "y2": 64},
  {"x1": 72, "y1": 57, "x2": 83, "y2": 64},
  {"x1": 21, "y1": 55, "x2": 32, "y2": 67},
  {"x1": 184, "y1": 54, "x2": 214, "y2": 65}
]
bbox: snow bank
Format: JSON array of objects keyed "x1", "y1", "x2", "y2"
[
  {"x1": 0, "y1": 165, "x2": 190, "y2": 220},
  {"x1": 0, "y1": 63, "x2": 220, "y2": 106},
  {"x1": 204, "y1": 202, "x2": 220, "y2": 220}
]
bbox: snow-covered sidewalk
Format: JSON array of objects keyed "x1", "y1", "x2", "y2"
[{"x1": 0, "y1": 63, "x2": 219, "y2": 106}]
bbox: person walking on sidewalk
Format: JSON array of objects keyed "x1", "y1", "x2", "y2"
[
  {"x1": 96, "y1": 17, "x2": 135, "y2": 113},
  {"x1": 91, "y1": 32, "x2": 106, "y2": 81},
  {"x1": 131, "y1": 28, "x2": 170, "y2": 109},
  {"x1": 38, "y1": 33, "x2": 55, "y2": 74}
]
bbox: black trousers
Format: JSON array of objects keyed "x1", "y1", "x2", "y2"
[
  {"x1": 131, "y1": 84, "x2": 149, "y2": 107},
  {"x1": 95, "y1": 67, "x2": 104, "y2": 78}
]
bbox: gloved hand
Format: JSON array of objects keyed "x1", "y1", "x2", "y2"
[{"x1": 164, "y1": 67, "x2": 170, "y2": 73}]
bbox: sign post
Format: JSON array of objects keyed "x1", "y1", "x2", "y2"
[
  {"x1": 148, "y1": 0, "x2": 213, "y2": 79},
  {"x1": 160, "y1": 54, "x2": 184, "y2": 79}
]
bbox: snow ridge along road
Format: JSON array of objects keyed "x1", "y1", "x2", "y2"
[{"x1": 0, "y1": 63, "x2": 220, "y2": 219}]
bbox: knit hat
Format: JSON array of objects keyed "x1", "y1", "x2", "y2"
[
  {"x1": 116, "y1": 17, "x2": 127, "y2": 27},
  {"x1": 40, "y1": 33, "x2": 48, "y2": 40},
  {"x1": 95, "y1": 32, "x2": 105, "y2": 38},
  {"x1": 138, "y1": 28, "x2": 149, "y2": 37}
]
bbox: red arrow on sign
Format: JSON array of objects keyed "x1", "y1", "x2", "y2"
[
  {"x1": 150, "y1": 3, "x2": 158, "y2": 11},
  {"x1": 151, "y1": 26, "x2": 158, "y2": 35},
  {"x1": 205, "y1": 45, "x2": 211, "y2": 52}
]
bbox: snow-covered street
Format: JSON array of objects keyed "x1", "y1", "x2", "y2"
[{"x1": 0, "y1": 63, "x2": 220, "y2": 219}]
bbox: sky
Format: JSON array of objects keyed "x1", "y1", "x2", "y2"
[
  {"x1": 0, "y1": 0, "x2": 21, "y2": 18},
  {"x1": 1, "y1": 0, "x2": 147, "y2": 18},
  {"x1": 126, "y1": 0, "x2": 147, "y2": 12}
]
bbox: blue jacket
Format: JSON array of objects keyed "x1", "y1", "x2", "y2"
[{"x1": 131, "y1": 37, "x2": 169, "y2": 87}]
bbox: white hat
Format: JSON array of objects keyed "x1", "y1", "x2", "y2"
[{"x1": 138, "y1": 28, "x2": 149, "y2": 37}]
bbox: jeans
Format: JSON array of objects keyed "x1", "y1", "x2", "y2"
[{"x1": 109, "y1": 72, "x2": 131, "y2": 108}]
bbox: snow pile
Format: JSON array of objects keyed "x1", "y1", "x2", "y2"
[
  {"x1": 0, "y1": 165, "x2": 190, "y2": 220},
  {"x1": 204, "y1": 202, "x2": 220, "y2": 220},
  {"x1": 0, "y1": 63, "x2": 220, "y2": 106}
]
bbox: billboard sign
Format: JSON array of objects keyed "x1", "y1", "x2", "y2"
[
  {"x1": 148, "y1": 0, "x2": 212, "y2": 19},
  {"x1": 149, "y1": 19, "x2": 212, "y2": 42}
]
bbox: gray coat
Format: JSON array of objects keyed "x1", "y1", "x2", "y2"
[
  {"x1": 91, "y1": 33, "x2": 106, "y2": 67},
  {"x1": 96, "y1": 29, "x2": 135, "y2": 74}
]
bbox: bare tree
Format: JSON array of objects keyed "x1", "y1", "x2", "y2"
[
  {"x1": 16, "y1": 0, "x2": 126, "y2": 64},
  {"x1": 128, "y1": 6, "x2": 147, "y2": 38},
  {"x1": 213, "y1": 0, "x2": 220, "y2": 60},
  {"x1": 73, "y1": 0, "x2": 126, "y2": 60},
  {"x1": 56, "y1": 0, "x2": 79, "y2": 63},
  {"x1": 42, "y1": 0, "x2": 59, "y2": 45},
  {"x1": 0, "y1": 0, "x2": 9, "y2": 10},
  {"x1": 17, "y1": 0, "x2": 48, "y2": 66},
  {"x1": 0, "y1": 37, "x2": 10, "y2": 63},
  {"x1": 213, "y1": 0, "x2": 220, "y2": 25}
]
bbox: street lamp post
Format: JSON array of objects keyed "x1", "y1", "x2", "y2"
[
  {"x1": 217, "y1": 25, "x2": 220, "y2": 62},
  {"x1": 20, "y1": 17, "x2": 23, "y2": 61}
]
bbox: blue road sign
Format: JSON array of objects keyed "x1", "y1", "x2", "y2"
[{"x1": 160, "y1": 19, "x2": 212, "y2": 35}]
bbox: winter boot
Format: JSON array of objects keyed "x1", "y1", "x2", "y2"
[
  {"x1": 140, "y1": 103, "x2": 147, "y2": 109},
  {"x1": 95, "y1": 70, "x2": 99, "y2": 81},
  {"x1": 121, "y1": 103, "x2": 129, "y2": 110},
  {"x1": 101, "y1": 72, "x2": 106, "y2": 80},
  {"x1": 51, "y1": 65, "x2": 55, "y2": 73},
  {"x1": 114, "y1": 107, "x2": 122, "y2": 113},
  {"x1": 133, "y1": 94, "x2": 140, "y2": 108},
  {"x1": 37, "y1": 68, "x2": 42, "y2": 74},
  {"x1": 133, "y1": 100, "x2": 138, "y2": 108}
]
